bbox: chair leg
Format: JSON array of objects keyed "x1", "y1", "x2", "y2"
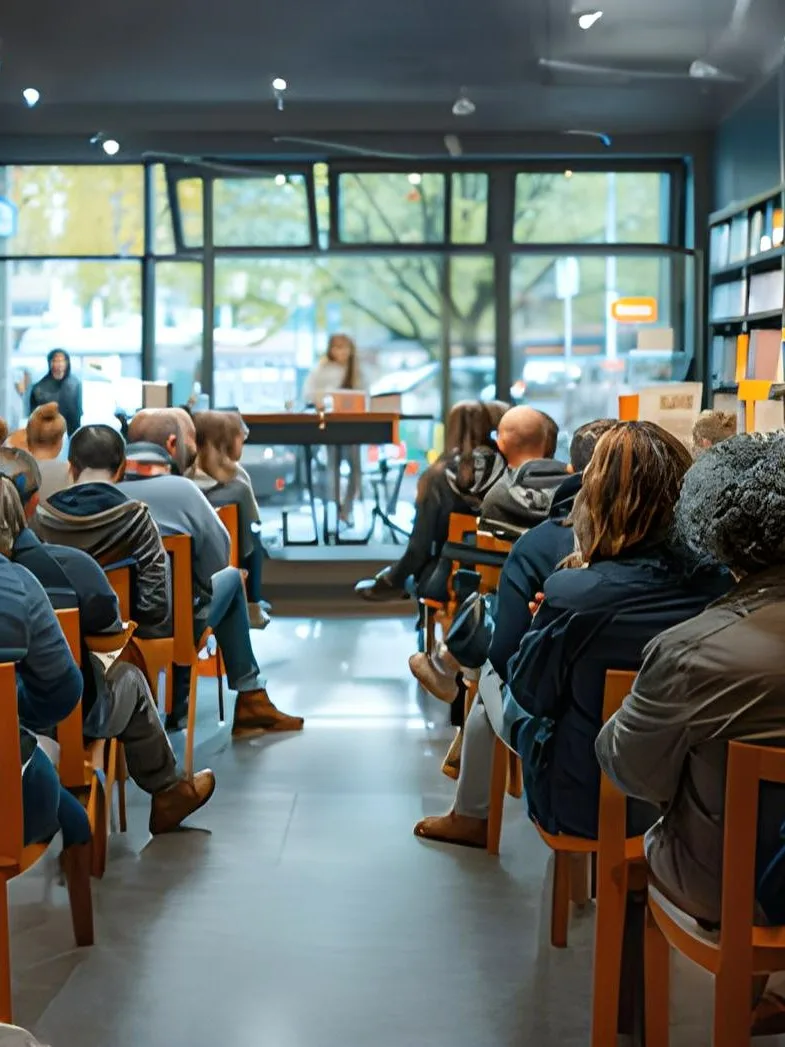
[
  {"x1": 590, "y1": 859, "x2": 629, "y2": 1046},
  {"x1": 507, "y1": 753, "x2": 523, "y2": 799},
  {"x1": 551, "y1": 851, "x2": 572, "y2": 948},
  {"x1": 184, "y1": 661, "x2": 199, "y2": 780},
  {"x1": 86, "y1": 777, "x2": 107, "y2": 879},
  {"x1": 216, "y1": 655, "x2": 225, "y2": 725},
  {"x1": 425, "y1": 610, "x2": 436, "y2": 658},
  {"x1": 713, "y1": 963, "x2": 753, "y2": 1047},
  {"x1": 0, "y1": 882, "x2": 12, "y2": 1023},
  {"x1": 105, "y1": 741, "x2": 118, "y2": 834},
  {"x1": 643, "y1": 907, "x2": 671, "y2": 1047},
  {"x1": 487, "y1": 737, "x2": 508, "y2": 857},
  {"x1": 60, "y1": 842, "x2": 95, "y2": 948},
  {"x1": 570, "y1": 854, "x2": 590, "y2": 908},
  {"x1": 116, "y1": 744, "x2": 128, "y2": 834}
]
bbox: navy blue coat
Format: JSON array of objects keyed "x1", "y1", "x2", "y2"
[{"x1": 504, "y1": 545, "x2": 732, "y2": 839}]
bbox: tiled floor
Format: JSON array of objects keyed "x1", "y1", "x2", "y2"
[{"x1": 8, "y1": 618, "x2": 784, "y2": 1046}]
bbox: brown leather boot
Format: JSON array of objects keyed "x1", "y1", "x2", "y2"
[
  {"x1": 413, "y1": 810, "x2": 488, "y2": 849},
  {"x1": 59, "y1": 842, "x2": 95, "y2": 947},
  {"x1": 149, "y1": 770, "x2": 217, "y2": 834},
  {"x1": 408, "y1": 652, "x2": 460, "y2": 703},
  {"x1": 232, "y1": 689, "x2": 304, "y2": 735}
]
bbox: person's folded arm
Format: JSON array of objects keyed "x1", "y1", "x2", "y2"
[
  {"x1": 504, "y1": 598, "x2": 573, "y2": 722},
  {"x1": 595, "y1": 637, "x2": 692, "y2": 807},
  {"x1": 14, "y1": 572, "x2": 83, "y2": 730}
]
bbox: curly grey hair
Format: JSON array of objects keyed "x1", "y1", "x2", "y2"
[{"x1": 675, "y1": 432, "x2": 785, "y2": 574}]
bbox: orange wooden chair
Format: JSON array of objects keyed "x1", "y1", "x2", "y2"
[
  {"x1": 197, "y1": 503, "x2": 241, "y2": 723},
  {"x1": 55, "y1": 609, "x2": 136, "y2": 877},
  {"x1": 0, "y1": 662, "x2": 94, "y2": 1022},
  {"x1": 420, "y1": 512, "x2": 478, "y2": 656},
  {"x1": 486, "y1": 671, "x2": 641, "y2": 948},
  {"x1": 644, "y1": 739, "x2": 785, "y2": 1047}
]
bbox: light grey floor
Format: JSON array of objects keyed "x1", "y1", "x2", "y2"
[{"x1": 8, "y1": 618, "x2": 785, "y2": 1046}]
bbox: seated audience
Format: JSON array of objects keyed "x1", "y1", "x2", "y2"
[
  {"x1": 478, "y1": 408, "x2": 567, "y2": 535},
  {"x1": 356, "y1": 401, "x2": 509, "y2": 602},
  {"x1": 26, "y1": 401, "x2": 71, "y2": 502},
  {"x1": 0, "y1": 451, "x2": 215, "y2": 832},
  {"x1": 596, "y1": 431, "x2": 785, "y2": 932},
  {"x1": 122, "y1": 408, "x2": 302, "y2": 735},
  {"x1": 416, "y1": 421, "x2": 730, "y2": 848},
  {"x1": 410, "y1": 419, "x2": 615, "y2": 705},
  {"x1": 32, "y1": 425, "x2": 170, "y2": 637},
  {"x1": 0, "y1": 504, "x2": 92, "y2": 917},
  {"x1": 187, "y1": 410, "x2": 269, "y2": 628},
  {"x1": 691, "y1": 408, "x2": 737, "y2": 457}
]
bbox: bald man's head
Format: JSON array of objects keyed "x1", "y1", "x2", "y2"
[
  {"x1": 128, "y1": 408, "x2": 197, "y2": 473},
  {"x1": 496, "y1": 406, "x2": 549, "y2": 468}
]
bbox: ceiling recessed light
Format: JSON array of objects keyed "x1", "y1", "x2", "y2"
[
  {"x1": 407, "y1": 172, "x2": 422, "y2": 186},
  {"x1": 564, "y1": 169, "x2": 574, "y2": 179},
  {"x1": 22, "y1": 88, "x2": 40, "y2": 108},
  {"x1": 102, "y1": 139, "x2": 120, "y2": 156},
  {"x1": 578, "y1": 10, "x2": 603, "y2": 29},
  {"x1": 452, "y1": 89, "x2": 476, "y2": 117},
  {"x1": 272, "y1": 77, "x2": 288, "y2": 91},
  {"x1": 274, "y1": 173, "x2": 287, "y2": 187}
]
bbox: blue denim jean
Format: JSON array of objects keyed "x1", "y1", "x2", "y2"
[
  {"x1": 204, "y1": 567, "x2": 266, "y2": 692},
  {"x1": 242, "y1": 540, "x2": 264, "y2": 604},
  {"x1": 23, "y1": 747, "x2": 91, "y2": 849}
]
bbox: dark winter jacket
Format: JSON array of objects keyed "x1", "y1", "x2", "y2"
[
  {"x1": 479, "y1": 458, "x2": 569, "y2": 537},
  {"x1": 33, "y1": 482, "x2": 170, "y2": 635},
  {"x1": 489, "y1": 474, "x2": 579, "y2": 677},
  {"x1": 29, "y1": 349, "x2": 82, "y2": 435},
  {"x1": 12, "y1": 527, "x2": 122, "y2": 717},
  {"x1": 387, "y1": 446, "x2": 504, "y2": 598},
  {"x1": 503, "y1": 544, "x2": 732, "y2": 841}
]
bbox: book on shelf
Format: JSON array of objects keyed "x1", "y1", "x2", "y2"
[
  {"x1": 710, "y1": 223, "x2": 731, "y2": 269},
  {"x1": 774, "y1": 208, "x2": 785, "y2": 248},
  {"x1": 747, "y1": 328, "x2": 784, "y2": 382},
  {"x1": 749, "y1": 210, "x2": 764, "y2": 257},
  {"x1": 710, "y1": 278, "x2": 747, "y2": 320},
  {"x1": 754, "y1": 399, "x2": 785, "y2": 433},
  {"x1": 748, "y1": 269, "x2": 784, "y2": 315},
  {"x1": 711, "y1": 335, "x2": 738, "y2": 386},
  {"x1": 729, "y1": 214, "x2": 750, "y2": 263}
]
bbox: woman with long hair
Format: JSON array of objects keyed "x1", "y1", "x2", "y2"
[
  {"x1": 357, "y1": 400, "x2": 507, "y2": 602},
  {"x1": 414, "y1": 421, "x2": 731, "y2": 849},
  {"x1": 26, "y1": 401, "x2": 70, "y2": 502},
  {"x1": 187, "y1": 410, "x2": 269, "y2": 628},
  {"x1": 303, "y1": 333, "x2": 365, "y2": 525}
]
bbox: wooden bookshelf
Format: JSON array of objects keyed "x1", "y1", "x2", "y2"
[{"x1": 708, "y1": 183, "x2": 785, "y2": 400}]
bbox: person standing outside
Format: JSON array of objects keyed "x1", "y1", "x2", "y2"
[
  {"x1": 29, "y1": 349, "x2": 82, "y2": 436},
  {"x1": 303, "y1": 333, "x2": 366, "y2": 525}
]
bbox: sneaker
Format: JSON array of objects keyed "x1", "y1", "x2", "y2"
[{"x1": 149, "y1": 770, "x2": 216, "y2": 834}]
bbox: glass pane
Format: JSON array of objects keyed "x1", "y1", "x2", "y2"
[
  {"x1": 0, "y1": 165, "x2": 144, "y2": 256},
  {"x1": 514, "y1": 171, "x2": 669, "y2": 244},
  {"x1": 510, "y1": 252, "x2": 690, "y2": 457},
  {"x1": 154, "y1": 261, "x2": 203, "y2": 406},
  {"x1": 451, "y1": 173, "x2": 488, "y2": 244},
  {"x1": 153, "y1": 165, "x2": 175, "y2": 254},
  {"x1": 176, "y1": 177, "x2": 204, "y2": 249},
  {"x1": 447, "y1": 256, "x2": 496, "y2": 405},
  {"x1": 338, "y1": 172, "x2": 445, "y2": 243},
  {"x1": 2, "y1": 259, "x2": 142, "y2": 429},
  {"x1": 213, "y1": 175, "x2": 309, "y2": 247}
]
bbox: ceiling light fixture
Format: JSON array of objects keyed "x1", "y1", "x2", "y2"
[
  {"x1": 564, "y1": 169, "x2": 574, "y2": 178},
  {"x1": 22, "y1": 88, "x2": 40, "y2": 108},
  {"x1": 452, "y1": 88, "x2": 476, "y2": 117},
  {"x1": 577, "y1": 10, "x2": 603, "y2": 29},
  {"x1": 274, "y1": 173, "x2": 287, "y2": 186},
  {"x1": 102, "y1": 139, "x2": 120, "y2": 156},
  {"x1": 272, "y1": 77, "x2": 288, "y2": 112},
  {"x1": 407, "y1": 172, "x2": 422, "y2": 185}
]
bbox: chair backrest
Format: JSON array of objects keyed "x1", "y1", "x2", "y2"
[
  {"x1": 475, "y1": 531, "x2": 512, "y2": 594},
  {"x1": 105, "y1": 564, "x2": 132, "y2": 621},
  {"x1": 162, "y1": 534, "x2": 196, "y2": 665},
  {"x1": 53, "y1": 608, "x2": 86, "y2": 790},
  {"x1": 216, "y1": 503, "x2": 240, "y2": 569},
  {"x1": 447, "y1": 512, "x2": 478, "y2": 545},
  {"x1": 597, "y1": 670, "x2": 639, "y2": 862},
  {"x1": 0, "y1": 663, "x2": 23, "y2": 868},
  {"x1": 719, "y1": 740, "x2": 785, "y2": 963}
]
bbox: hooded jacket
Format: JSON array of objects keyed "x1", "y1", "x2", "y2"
[
  {"x1": 479, "y1": 458, "x2": 570, "y2": 537},
  {"x1": 503, "y1": 544, "x2": 732, "y2": 842},
  {"x1": 32, "y1": 482, "x2": 170, "y2": 635},
  {"x1": 29, "y1": 350, "x2": 82, "y2": 436},
  {"x1": 386, "y1": 446, "x2": 503, "y2": 597}
]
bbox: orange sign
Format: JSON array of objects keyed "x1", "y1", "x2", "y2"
[{"x1": 610, "y1": 297, "x2": 658, "y2": 323}]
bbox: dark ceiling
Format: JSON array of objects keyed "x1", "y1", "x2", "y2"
[{"x1": 0, "y1": 0, "x2": 782, "y2": 154}]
